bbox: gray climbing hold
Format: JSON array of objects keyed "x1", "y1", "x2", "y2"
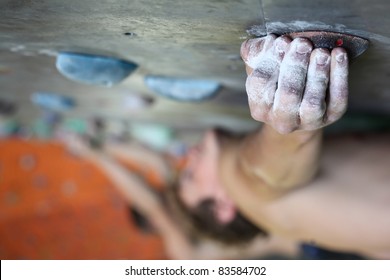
[
  {"x1": 31, "y1": 92, "x2": 76, "y2": 111},
  {"x1": 144, "y1": 76, "x2": 220, "y2": 102},
  {"x1": 56, "y1": 52, "x2": 138, "y2": 86}
]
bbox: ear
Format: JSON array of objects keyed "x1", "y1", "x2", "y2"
[{"x1": 214, "y1": 194, "x2": 236, "y2": 224}]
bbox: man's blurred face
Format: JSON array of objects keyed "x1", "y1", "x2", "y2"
[
  {"x1": 178, "y1": 130, "x2": 222, "y2": 209},
  {"x1": 170, "y1": 129, "x2": 266, "y2": 243}
]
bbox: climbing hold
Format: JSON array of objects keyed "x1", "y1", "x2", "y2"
[
  {"x1": 144, "y1": 76, "x2": 220, "y2": 102},
  {"x1": 56, "y1": 52, "x2": 138, "y2": 87},
  {"x1": 31, "y1": 92, "x2": 76, "y2": 111},
  {"x1": 130, "y1": 123, "x2": 173, "y2": 151},
  {"x1": 287, "y1": 31, "x2": 369, "y2": 60},
  {"x1": 63, "y1": 118, "x2": 88, "y2": 134}
]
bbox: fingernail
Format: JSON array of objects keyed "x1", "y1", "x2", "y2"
[
  {"x1": 336, "y1": 52, "x2": 347, "y2": 63},
  {"x1": 316, "y1": 53, "x2": 330, "y2": 65},
  {"x1": 275, "y1": 40, "x2": 289, "y2": 54},
  {"x1": 295, "y1": 41, "x2": 311, "y2": 54}
]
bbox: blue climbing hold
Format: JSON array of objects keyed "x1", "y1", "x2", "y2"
[
  {"x1": 56, "y1": 52, "x2": 138, "y2": 87},
  {"x1": 31, "y1": 92, "x2": 76, "y2": 111},
  {"x1": 144, "y1": 76, "x2": 220, "y2": 102}
]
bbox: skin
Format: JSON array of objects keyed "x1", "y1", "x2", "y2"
[
  {"x1": 242, "y1": 34, "x2": 348, "y2": 133},
  {"x1": 62, "y1": 35, "x2": 390, "y2": 259},
  {"x1": 180, "y1": 35, "x2": 390, "y2": 258},
  {"x1": 64, "y1": 135, "x2": 298, "y2": 259}
]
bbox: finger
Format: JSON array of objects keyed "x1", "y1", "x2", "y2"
[
  {"x1": 240, "y1": 37, "x2": 266, "y2": 75},
  {"x1": 299, "y1": 48, "x2": 331, "y2": 130},
  {"x1": 246, "y1": 36, "x2": 291, "y2": 122},
  {"x1": 272, "y1": 38, "x2": 313, "y2": 133},
  {"x1": 246, "y1": 67, "x2": 277, "y2": 122},
  {"x1": 325, "y1": 48, "x2": 349, "y2": 124},
  {"x1": 241, "y1": 35, "x2": 277, "y2": 71},
  {"x1": 272, "y1": 35, "x2": 292, "y2": 62}
]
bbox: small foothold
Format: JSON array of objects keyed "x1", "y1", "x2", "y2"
[
  {"x1": 144, "y1": 76, "x2": 220, "y2": 102},
  {"x1": 56, "y1": 52, "x2": 138, "y2": 86},
  {"x1": 336, "y1": 39, "x2": 343, "y2": 47},
  {"x1": 124, "y1": 32, "x2": 137, "y2": 37},
  {"x1": 31, "y1": 92, "x2": 76, "y2": 111}
]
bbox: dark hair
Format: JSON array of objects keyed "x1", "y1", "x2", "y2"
[{"x1": 165, "y1": 181, "x2": 268, "y2": 245}]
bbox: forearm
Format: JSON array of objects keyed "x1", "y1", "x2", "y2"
[
  {"x1": 237, "y1": 124, "x2": 323, "y2": 191},
  {"x1": 81, "y1": 150, "x2": 197, "y2": 259},
  {"x1": 84, "y1": 150, "x2": 163, "y2": 216},
  {"x1": 237, "y1": 36, "x2": 348, "y2": 191},
  {"x1": 104, "y1": 142, "x2": 171, "y2": 181}
]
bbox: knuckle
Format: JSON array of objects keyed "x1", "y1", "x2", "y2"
[
  {"x1": 306, "y1": 76, "x2": 329, "y2": 95},
  {"x1": 313, "y1": 76, "x2": 329, "y2": 86},
  {"x1": 305, "y1": 96, "x2": 326, "y2": 108},
  {"x1": 272, "y1": 105, "x2": 296, "y2": 120},
  {"x1": 300, "y1": 107, "x2": 325, "y2": 124},
  {"x1": 300, "y1": 97, "x2": 326, "y2": 122},
  {"x1": 283, "y1": 81, "x2": 304, "y2": 96},
  {"x1": 246, "y1": 75, "x2": 266, "y2": 97},
  {"x1": 270, "y1": 108, "x2": 299, "y2": 134},
  {"x1": 255, "y1": 58, "x2": 278, "y2": 78},
  {"x1": 253, "y1": 67, "x2": 274, "y2": 81},
  {"x1": 279, "y1": 65, "x2": 306, "y2": 96}
]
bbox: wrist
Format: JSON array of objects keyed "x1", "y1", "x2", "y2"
[{"x1": 263, "y1": 124, "x2": 322, "y2": 144}]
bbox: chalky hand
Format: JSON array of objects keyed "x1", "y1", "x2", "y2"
[{"x1": 241, "y1": 34, "x2": 349, "y2": 134}]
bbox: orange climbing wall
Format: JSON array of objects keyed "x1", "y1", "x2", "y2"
[{"x1": 0, "y1": 138, "x2": 167, "y2": 259}]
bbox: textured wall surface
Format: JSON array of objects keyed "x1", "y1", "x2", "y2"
[{"x1": 0, "y1": 0, "x2": 389, "y2": 132}]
